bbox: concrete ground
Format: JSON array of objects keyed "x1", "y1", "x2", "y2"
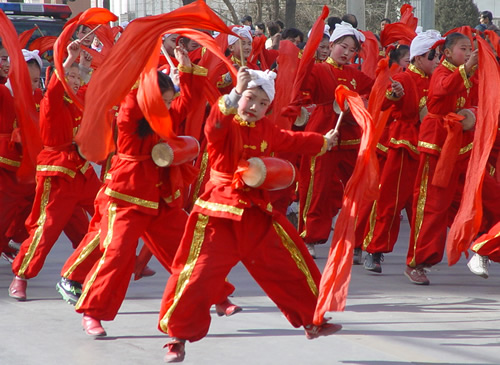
[{"x1": 1, "y1": 217, "x2": 499, "y2": 365}]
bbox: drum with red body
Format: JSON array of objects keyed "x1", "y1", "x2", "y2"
[
  {"x1": 241, "y1": 157, "x2": 296, "y2": 191},
  {"x1": 151, "y1": 136, "x2": 200, "y2": 167}
]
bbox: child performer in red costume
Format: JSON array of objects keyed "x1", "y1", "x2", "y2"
[
  {"x1": 362, "y1": 30, "x2": 443, "y2": 273},
  {"x1": 298, "y1": 22, "x2": 373, "y2": 260},
  {"x1": 405, "y1": 32, "x2": 478, "y2": 285},
  {"x1": 8, "y1": 40, "x2": 101, "y2": 300},
  {"x1": 74, "y1": 47, "x2": 238, "y2": 337},
  {"x1": 159, "y1": 67, "x2": 341, "y2": 363}
]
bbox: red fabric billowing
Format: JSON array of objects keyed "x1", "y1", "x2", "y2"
[
  {"x1": 75, "y1": 0, "x2": 237, "y2": 162},
  {"x1": 314, "y1": 86, "x2": 378, "y2": 324},
  {"x1": 400, "y1": 4, "x2": 418, "y2": 31},
  {"x1": 445, "y1": 26, "x2": 476, "y2": 50},
  {"x1": 28, "y1": 36, "x2": 57, "y2": 57},
  {"x1": 446, "y1": 36, "x2": 500, "y2": 265},
  {"x1": 248, "y1": 35, "x2": 268, "y2": 69},
  {"x1": 18, "y1": 27, "x2": 37, "y2": 48},
  {"x1": 359, "y1": 31, "x2": 380, "y2": 79},
  {"x1": 53, "y1": 7, "x2": 118, "y2": 111},
  {"x1": 0, "y1": 10, "x2": 42, "y2": 183},
  {"x1": 271, "y1": 41, "x2": 300, "y2": 129},
  {"x1": 281, "y1": 5, "x2": 329, "y2": 122},
  {"x1": 380, "y1": 23, "x2": 416, "y2": 47},
  {"x1": 431, "y1": 113, "x2": 464, "y2": 188}
]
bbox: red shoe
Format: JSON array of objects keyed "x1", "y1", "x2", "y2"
[
  {"x1": 215, "y1": 298, "x2": 242, "y2": 317},
  {"x1": 82, "y1": 315, "x2": 107, "y2": 337},
  {"x1": 304, "y1": 322, "x2": 342, "y2": 339},
  {"x1": 164, "y1": 340, "x2": 186, "y2": 363},
  {"x1": 9, "y1": 276, "x2": 27, "y2": 301},
  {"x1": 134, "y1": 265, "x2": 156, "y2": 281}
]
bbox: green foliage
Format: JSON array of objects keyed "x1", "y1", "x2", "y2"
[{"x1": 435, "y1": 0, "x2": 480, "y2": 33}]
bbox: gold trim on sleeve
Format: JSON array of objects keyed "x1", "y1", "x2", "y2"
[
  {"x1": 177, "y1": 64, "x2": 193, "y2": 74},
  {"x1": 192, "y1": 64, "x2": 208, "y2": 77},
  {"x1": 458, "y1": 64, "x2": 473, "y2": 89},
  {"x1": 218, "y1": 97, "x2": 237, "y2": 116}
]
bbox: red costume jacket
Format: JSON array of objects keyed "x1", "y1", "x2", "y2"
[
  {"x1": 417, "y1": 59, "x2": 478, "y2": 160},
  {"x1": 302, "y1": 60, "x2": 373, "y2": 148},
  {"x1": 192, "y1": 96, "x2": 328, "y2": 222},
  {"x1": 104, "y1": 67, "x2": 200, "y2": 214},
  {"x1": 37, "y1": 73, "x2": 92, "y2": 180},
  {"x1": 382, "y1": 64, "x2": 431, "y2": 159}
]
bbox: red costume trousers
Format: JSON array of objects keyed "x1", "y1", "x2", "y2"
[
  {"x1": 159, "y1": 207, "x2": 321, "y2": 342},
  {"x1": 61, "y1": 188, "x2": 107, "y2": 283},
  {"x1": 75, "y1": 200, "x2": 204, "y2": 321},
  {"x1": 298, "y1": 148, "x2": 357, "y2": 244},
  {"x1": 364, "y1": 148, "x2": 419, "y2": 253},
  {"x1": 406, "y1": 154, "x2": 467, "y2": 267},
  {"x1": 0, "y1": 168, "x2": 33, "y2": 253},
  {"x1": 12, "y1": 172, "x2": 100, "y2": 279}
]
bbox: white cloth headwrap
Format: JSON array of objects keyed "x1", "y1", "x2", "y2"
[
  {"x1": 410, "y1": 29, "x2": 443, "y2": 60},
  {"x1": 22, "y1": 49, "x2": 43, "y2": 70},
  {"x1": 228, "y1": 25, "x2": 253, "y2": 46},
  {"x1": 246, "y1": 69, "x2": 277, "y2": 102},
  {"x1": 307, "y1": 24, "x2": 330, "y2": 39},
  {"x1": 329, "y1": 21, "x2": 365, "y2": 43}
]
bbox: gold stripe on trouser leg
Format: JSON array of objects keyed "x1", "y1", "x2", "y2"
[
  {"x1": 17, "y1": 177, "x2": 52, "y2": 278},
  {"x1": 385, "y1": 151, "x2": 405, "y2": 250},
  {"x1": 159, "y1": 214, "x2": 209, "y2": 332},
  {"x1": 273, "y1": 220, "x2": 318, "y2": 296},
  {"x1": 472, "y1": 230, "x2": 500, "y2": 252},
  {"x1": 409, "y1": 155, "x2": 429, "y2": 267},
  {"x1": 300, "y1": 156, "x2": 317, "y2": 239},
  {"x1": 75, "y1": 203, "x2": 117, "y2": 310},
  {"x1": 62, "y1": 230, "x2": 101, "y2": 278},
  {"x1": 362, "y1": 200, "x2": 378, "y2": 250},
  {"x1": 191, "y1": 150, "x2": 209, "y2": 207}
]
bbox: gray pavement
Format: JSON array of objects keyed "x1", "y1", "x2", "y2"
[{"x1": 1, "y1": 218, "x2": 499, "y2": 365}]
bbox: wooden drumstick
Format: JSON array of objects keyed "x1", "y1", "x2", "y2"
[
  {"x1": 161, "y1": 45, "x2": 176, "y2": 70},
  {"x1": 239, "y1": 39, "x2": 246, "y2": 67},
  {"x1": 79, "y1": 24, "x2": 101, "y2": 42}
]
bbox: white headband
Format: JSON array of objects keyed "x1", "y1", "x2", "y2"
[
  {"x1": 409, "y1": 29, "x2": 443, "y2": 60},
  {"x1": 247, "y1": 69, "x2": 276, "y2": 102},
  {"x1": 330, "y1": 21, "x2": 365, "y2": 43},
  {"x1": 22, "y1": 49, "x2": 43, "y2": 70},
  {"x1": 307, "y1": 24, "x2": 330, "y2": 39},
  {"x1": 228, "y1": 25, "x2": 252, "y2": 46}
]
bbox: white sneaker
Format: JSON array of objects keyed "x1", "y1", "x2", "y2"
[
  {"x1": 467, "y1": 253, "x2": 490, "y2": 279},
  {"x1": 306, "y1": 244, "x2": 316, "y2": 259}
]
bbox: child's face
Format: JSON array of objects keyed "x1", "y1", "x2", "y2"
[
  {"x1": 445, "y1": 38, "x2": 471, "y2": 66},
  {"x1": 77, "y1": 26, "x2": 95, "y2": 48},
  {"x1": 27, "y1": 63, "x2": 41, "y2": 91},
  {"x1": 163, "y1": 34, "x2": 178, "y2": 56},
  {"x1": 162, "y1": 89, "x2": 175, "y2": 110},
  {"x1": 316, "y1": 38, "x2": 330, "y2": 61},
  {"x1": 398, "y1": 50, "x2": 410, "y2": 68},
  {"x1": 416, "y1": 51, "x2": 440, "y2": 76},
  {"x1": 237, "y1": 87, "x2": 270, "y2": 123},
  {"x1": 230, "y1": 38, "x2": 252, "y2": 60},
  {"x1": 66, "y1": 66, "x2": 81, "y2": 93},
  {"x1": 329, "y1": 36, "x2": 357, "y2": 65},
  {"x1": 0, "y1": 48, "x2": 9, "y2": 77}
]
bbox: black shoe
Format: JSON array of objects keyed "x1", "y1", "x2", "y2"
[
  {"x1": 353, "y1": 248, "x2": 363, "y2": 265},
  {"x1": 56, "y1": 277, "x2": 82, "y2": 305},
  {"x1": 364, "y1": 253, "x2": 384, "y2": 273}
]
